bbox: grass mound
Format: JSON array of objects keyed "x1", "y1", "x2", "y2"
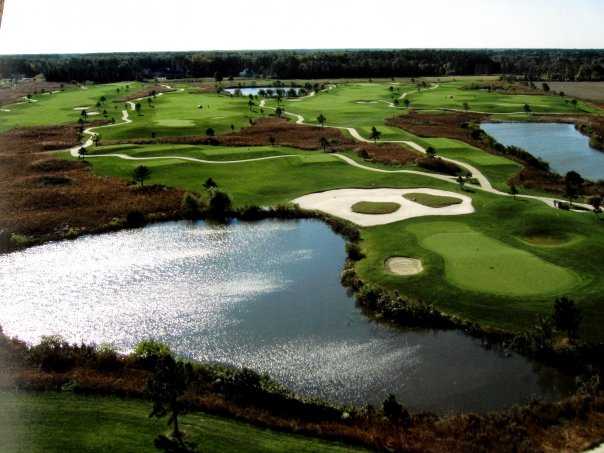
[
  {"x1": 351, "y1": 201, "x2": 401, "y2": 215},
  {"x1": 403, "y1": 193, "x2": 462, "y2": 208}
]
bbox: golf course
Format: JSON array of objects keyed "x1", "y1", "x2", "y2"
[{"x1": 1, "y1": 76, "x2": 603, "y2": 339}]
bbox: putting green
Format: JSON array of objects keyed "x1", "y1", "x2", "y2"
[
  {"x1": 409, "y1": 223, "x2": 580, "y2": 297},
  {"x1": 155, "y1": 119, "x2": 196, "y2": 127}
]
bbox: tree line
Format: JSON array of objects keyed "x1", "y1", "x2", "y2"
[{"x1": 2, "y1": 49, "x2": 602, "y2": 83}]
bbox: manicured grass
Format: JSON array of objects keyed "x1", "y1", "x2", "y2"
[
  {"x1": 403, "y1": 192, "x2": 462, "y2": 208},
  {"x1": 406, "y1": 81, "x2": 600, "y2": 114},
  {"x1": 0, "y1": 391, "x2": 363, "y2": 453},
  {"x1": 351, "y1": 201, "x2": 401, "y2": 214},
  {"x1": 99, "y1": 89, "x2": 265, "y2": 140},
  {"x1": 0, "y1": 82, "x2": 142, "y2": 133},
  {"x1": 357, "y1": 194, "x2": 603, "y2": 338},
  {"x1": 410, "y1": 222, "x2": 579, "y2": 297}
]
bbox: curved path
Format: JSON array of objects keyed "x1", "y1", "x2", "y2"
[{"x1": 70, "y1": 84, "x2": 592, "y2": 212}]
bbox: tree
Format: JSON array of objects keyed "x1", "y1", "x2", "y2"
[
  {"x1": 80, "y1": 109, "x2": 88, "y2": 120},
  {"x1": 319, "y1": 136, "x2": 329, "y2": 152},
  {"x1": 571, "y1": 99, "x2": 578, "y2": 109},
  {"x1": 78, "y1": 147, "x2": 87, "y2": 159},
  {"x1": 370, "y1": 126, "x2": 381, "y2": 143},
  {"x1": 269, "y1": 135, "x2": 276, "y2": 146},
  {"x1": 275, "y1": 106, "x2": 284, "y2": 118},
  {"x1": 147, "y1": 355, "x2": 191, "y2": 441},
  {"x1": 135, "y1": 102, "x2": 142, "y2": 115},
  {"x1": 203, "y1": 177, "x2": 218, "y2": 190},
  {"x1": 463, "y1": 102, "x2": 470, "y2": 111},
  {"x1": 426, "y1": 146, "x2": 436, "y2": 159},
  {"x1": 588, "y1": 195, "x2": 602, "y2": 215},
  {"x1": 208, "y1": 190, "x2": 232, "y2": 219},
  {"x1": 553, "y1": 297, "x2": 582, "y2": 342},
  {"x1": 523, "y1": 103, "x2": 531, "y2": 113},
  {"x1": 205, "y1": 127, "x2": 215, "y2": 137},
  {"x1": 565, "y1": 170, "x2": 584, "y2": 206},
  {"x1": 457, "y1": 175, "x2": 465, "y2": 190},
  {"x1": 510, "y1": 184, "x2": 519, "y2": 199},
  {"x1": 93, "y1": 134, "x2": 101, "y2": 147},
  {"x1": 404, "y1": 99, "x2": 411, "y2": 109},
  {"x1": 214, "y1": 71, "x2": 223, "y2": 83},
  {"x1": 542, "y1": 82, "x2": 550, "y2": 92},
  {"x1": 317, "y1": 113, "x2": 326, "y2": 127},
  {"x1": 230, "y1": 124, "x2": 235, "y2": 132},
  {"x1": 133, "y1": 165, "x2": 151, "y2": 187},
  {"x1": 382, "y1": 394, "x2": 411, "y2": 427},
  {"x1": 248, "y1": 98, "x2": 255, "y2": 111}
]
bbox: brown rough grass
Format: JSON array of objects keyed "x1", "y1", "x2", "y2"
[
  {"x1": 0, "y1": 124, "x2": 183, "y2": 247},
  {"x1": 0, "y1": 80, "x2": 70, "y2": 106}
]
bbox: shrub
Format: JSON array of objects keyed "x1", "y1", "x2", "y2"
[
  {"x1": 346, "y1": 242, "x2": 364, "y2": 261},
  {"x1": 553, "y1": 297, "x2": 582, "y2": 341},
  {"x1": 383, "y1": 394, "x2": 411, "y2": 426},
  {"x1": 180, "y1": 193, "x2": 206, "y2": 220},
  {"x1": 126, "y1": 211, "x2": 146, "y2": 227},
  {"x1": 208, "y1": 190, "x2": 232, "y2": 219},
  {"x1": 28, "y1": 335, "x2": 75, "y2": 372},
  {"x1": 133, "y1": 339, "x2": 172, "y2": 368},
  {"x1": 417, "y1": 157, "x2": 463, "y2": 176},
  {"x1": 95, "y1": 343, "x2": 123, "y2": 372}
]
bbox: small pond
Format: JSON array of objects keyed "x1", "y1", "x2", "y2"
[
  {"x1": 225, "y1": 87, "x2": 303, "y2": 96},
  {"x1": 0, "y1": 220, "x2": 573, "y2": 413},
  {"x1": 482, "y1": 122, "x2": 604, "y2": 181}
]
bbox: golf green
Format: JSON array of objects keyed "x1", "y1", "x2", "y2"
[{"x1": 409, "y1": 223, "x2": 580, "y2": 297}]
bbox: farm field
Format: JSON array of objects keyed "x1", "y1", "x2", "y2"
[{"x1": 546, "y1": 81, "x2": 604, "y2": 103}]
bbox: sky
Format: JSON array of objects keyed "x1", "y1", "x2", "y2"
[{"x1": 0, "y1": 0, "x2": 603, "y2": 54}]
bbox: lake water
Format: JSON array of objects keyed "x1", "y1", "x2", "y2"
[
  {"x1": 482, "y1": 122, "x2": 604, "y2": 181},
  {"x1": 0, "y1": 220, "x2": 572, "y2": 413},
  {"x1": 225, "y1": 87, "x2": 303, "y2": 96}
]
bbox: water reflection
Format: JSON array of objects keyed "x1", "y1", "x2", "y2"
[{"x1": 0, "y1": 220, "x2": 573, "y2": 413}]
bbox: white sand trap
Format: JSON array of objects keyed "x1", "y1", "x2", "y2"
[
  {"x1": 385, "y1": 257, "x2": 423, "y2": 276},
  {"x1": 293, "y1": 188, "x2": 474, "y2": 227},
  {"x1": 355, "y1": 101, "x2": 378, "y2": 104},
  {"x1": 87, "y1": 112, "x2": 100, "y2": 116},
  {"x1": 0, "y1": 108, "x2": 10, "y2": 112},
  {"x1": 73, "y1": 106, "x2": 90, "y2": 110}
]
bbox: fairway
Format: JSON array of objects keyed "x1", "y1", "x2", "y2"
[
  {"x1": 409, "y1": 222, "x2": 580, "y2": 297},
  {"x1": 0, "y1": 392, "x2": 362, "y2": 453}
]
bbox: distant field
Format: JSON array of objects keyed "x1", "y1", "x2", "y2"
[{"x1": 546, "y1": 82, "x2": 604, "y2": 103}]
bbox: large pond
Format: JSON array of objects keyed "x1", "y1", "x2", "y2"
[
  {"x1": 482, "y1": 122, "x2": 604, "y2": 181},
  {"x1": 224, "y1": 87, "x2": 303, "y2": 96},
  {"x1": 0, "y1": 220, "x2": 573, "y2": 413}
]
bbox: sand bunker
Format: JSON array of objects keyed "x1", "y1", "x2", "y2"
[
  {"x1": 73, "y1": 106, "x2": 90, "y2": 110},
  {"x1": 385, "y1": 257, "x2": 423, "y2": 276},
  {"x1": 293, "y1": 188, "x2": 474, "y2": 227}
]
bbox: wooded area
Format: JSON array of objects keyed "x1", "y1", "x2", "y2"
[{"x1": 1, "y1": 49, "x2": 603, "y2": 83}]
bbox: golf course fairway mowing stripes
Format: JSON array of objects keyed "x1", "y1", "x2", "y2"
[{"x1": 408, "y1": 223, "x2": 580, "y2": 297}]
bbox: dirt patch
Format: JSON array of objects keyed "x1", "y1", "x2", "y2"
[
  {"x1": 385, "y1": 257, "x2": 423, "y2": 276},
  {"x1": 0, "y1": 124, "x2": 183, "y2": 251}
]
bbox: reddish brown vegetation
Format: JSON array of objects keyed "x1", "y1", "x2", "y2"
[
  {"x1": 0, "y1": 80, "x2": 70, "y2": 106},
  {"x1": 106, "y1": 117, "x2": 421, "y2": 164},
  {"x1": 2, "y1": 332, "x2": 603, "y2": 453},
  {"x1": 386, "y1": 111, "x2": 488, "y2": 149},
  {"x1": 0, "y1": 124, "x2": 183, "y2": 250}
]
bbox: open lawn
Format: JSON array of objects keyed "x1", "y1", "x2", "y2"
[
  {"x1": 405, "y1": 81, "x2": 600, "y2": 114},
  {"x1": 0, "y1": 82, "x2": 142, "y2": 133},
  {"x1": 99, "y1": 89, "x2": 265, "y2": 140},
  {"x1": 0, "y1": 392, "x2": 361, "y2": 453}
]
